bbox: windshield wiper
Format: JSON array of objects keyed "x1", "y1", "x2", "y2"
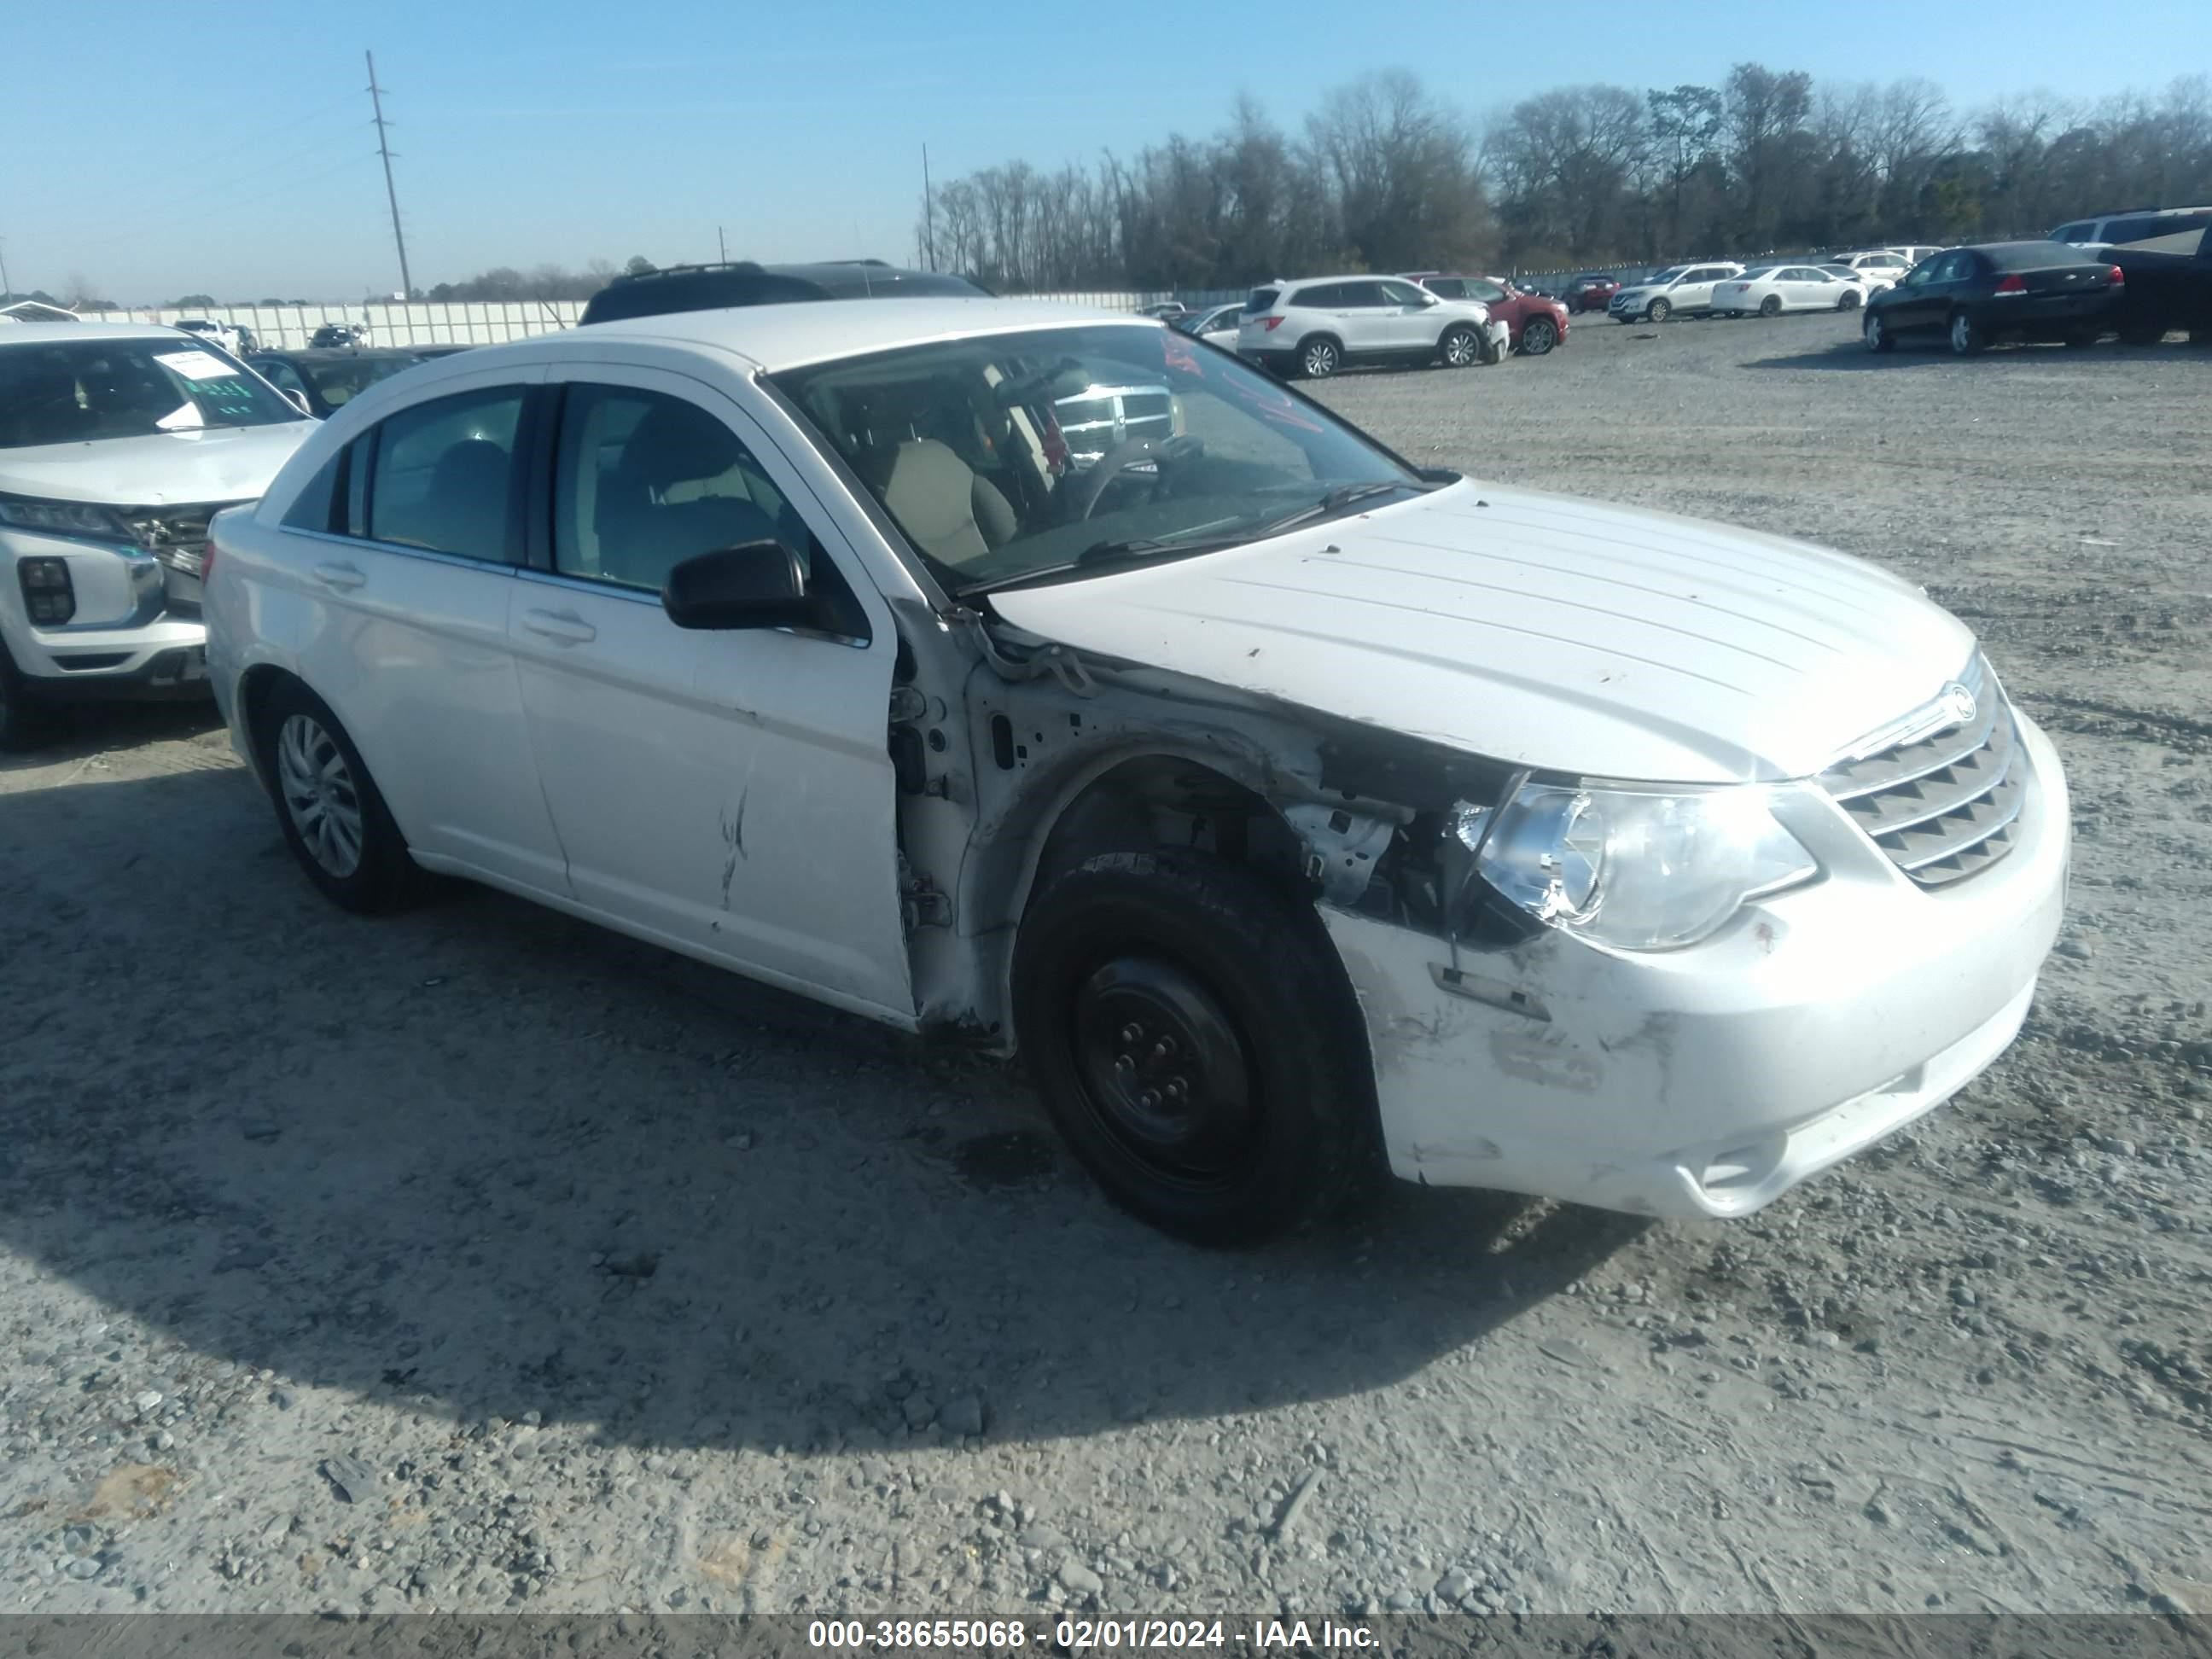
[
  {"x1": 961, "y1": 531, "x2": 1251, "y2": 598},
  {"x1": 1244, "y1": 480, "x2": 1423, "y2": 539}
]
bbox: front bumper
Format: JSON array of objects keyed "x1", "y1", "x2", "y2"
[
  {"x1": 3, "y1": 528, "x2": 210, "y2": 697},
  {"x1": 1322, "y1": 711, "x2": 2071, "y2": 1220}
]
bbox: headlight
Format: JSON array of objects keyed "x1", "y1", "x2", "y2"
[
  {"x1": 0, "y1": 493, "x2": 137, "y2": 544},
  {"x1": 1453, "y1": 781, "x2": 1817, "y2": 952}
]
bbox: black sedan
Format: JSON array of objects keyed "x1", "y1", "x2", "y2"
[
  {"x1": 1861, "y1": 242, "x2": 2123, "y2": 356},
  {"x1": 242, "y1": 347, "x2": 433, "y2": 418}
]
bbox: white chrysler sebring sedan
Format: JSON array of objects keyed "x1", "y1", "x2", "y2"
[{"x1": 203, "y1": 301, "x2": 2069, "y2": 1244}]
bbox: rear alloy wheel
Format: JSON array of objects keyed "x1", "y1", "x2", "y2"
[
  {"x1": 1647, "y1": 297, "x2": 1672, "y2": 323},
  {"x1": 1521, "y1": 317, "x2": 1558, "y2": 354},
  {"x1": 1949, "y1": 309, "x2": 1984, "y2": 356},
  {"x1": 1014, "y1": 852, "x2": 1377, "y2": 1245},
  {"x1": 256, "y1": 678, "x2": 428, "y2": 914},
  {"x1": 1300, "y1": 337, "x2": 1341, "y2": 378},
  {"x1": 1441, "y1": 324, "x2": 1481, "y2": 368},
  {"x1": 1759, "y1": 294, "x2": 1783, "y2": 317},
  {"x1": 1864, "y1": 311, "x2": 1893, "y2": 353}
]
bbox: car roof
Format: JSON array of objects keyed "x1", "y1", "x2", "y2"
[
  {"x1": 445, "y1": 298, "x2": 1146, "y2": 376},
  {"x1": 0, "y1": 321, "x2": 225, "y2": 345}
]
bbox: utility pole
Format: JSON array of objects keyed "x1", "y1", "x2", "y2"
[
  {"x1": 365, "y1": 50, "x2": 414, "y2": 300},
  {"x1": 718, "y1": 225, "x2": 728, "y2": 263},
  {"x1": 922, "y1": 145, "x2": 936, "y2": 271}
]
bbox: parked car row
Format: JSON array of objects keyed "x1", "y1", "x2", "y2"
[{"x1": 3, "y1": 263, "x2": 2073, "y2": 1250}]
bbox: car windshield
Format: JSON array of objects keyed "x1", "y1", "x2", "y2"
[
  {"x1": 771, "y1": 323, "x2": 1427, "y2": 597},
  {"x1": 0, "y1": 337, "x2": 300, "y2": 449}
]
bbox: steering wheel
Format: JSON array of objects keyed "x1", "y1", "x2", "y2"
[{"x1": 1063, "y1": 433, "x2": 1205, "y2": 521}]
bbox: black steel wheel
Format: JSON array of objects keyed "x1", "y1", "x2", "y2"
[{"x1": 1014, "y1": 852, "x2": 1377, "y2": 1245}]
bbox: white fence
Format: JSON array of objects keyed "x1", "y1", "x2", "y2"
[{"x1": 61, "y1": 288, "x2": 1249, "y2": 352}]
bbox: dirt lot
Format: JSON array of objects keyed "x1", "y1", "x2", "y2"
[{"x1": 3, "y1": 309, "x2": 2209, "y2": 1621}]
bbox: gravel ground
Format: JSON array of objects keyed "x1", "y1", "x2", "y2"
[{"x1": 3, "y1": 309, "x2": 2209, "y2": 1621}]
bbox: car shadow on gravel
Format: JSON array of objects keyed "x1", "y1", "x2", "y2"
[
  {"x1": 1741, "y1": 340, "x2": 2185, "y2": 371},
  {"x1": 0, "y1": 765, "x2": 1648, "y2": 1454},
  {"x1": 0, "y1": 699, "x2": 224, "y2": 775}
]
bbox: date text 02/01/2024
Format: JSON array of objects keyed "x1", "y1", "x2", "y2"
[{"x1": 805, "y1": 1618, "x2": 1380, "y2": 1650}]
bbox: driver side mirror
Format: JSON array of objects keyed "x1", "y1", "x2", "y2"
[
  {"x1": 1417, "y1": 291, "x2": 1441, "y2": 306},
  {"x1": 662, "y1": 539, "x2": 818, "y2": 632}
]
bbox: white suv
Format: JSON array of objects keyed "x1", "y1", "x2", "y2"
[
  {"x1": 1829, "y1": 250, "x2": 1916, "y2": 290},
  {"x1": 1607, "y1": 263, "x2": 1745, "y2": 322},
  {"x1": 0, "y1": 323, "x2": 317, "y2": 746},
  {"x1": 204, "y1": 300, "x2": 2066, "y2": 1245},
  {"x1": 1236, "y1": 276, "x2": 1509, "y2": 377},
  {"x1": 172, "y1": 317, "x2": 242, "y2": 355}
]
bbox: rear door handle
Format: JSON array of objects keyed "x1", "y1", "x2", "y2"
[
  {"x1": 522, "y1": 608, "x2": 597, "y2": 644},
  {"x1": 312, "y1": 562, "x2": 365, "y2": 591}
]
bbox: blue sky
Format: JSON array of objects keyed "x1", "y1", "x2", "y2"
[{"x1": 3, "y1": 0, "x2": 2205, "y2": 303}]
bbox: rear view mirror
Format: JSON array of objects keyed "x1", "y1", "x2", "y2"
[{"x1": 662, "y1": 539, "x2": 817, "y2": 631}]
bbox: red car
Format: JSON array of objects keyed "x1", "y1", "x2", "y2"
[
  {"x1": 1406, "y1": 274, "x2": 1571, "y2": 355},
  {"x1": 1565, "y1": 275, "x2": 1622, "y2": 312}
]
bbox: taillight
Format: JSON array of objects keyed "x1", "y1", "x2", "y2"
[
  {"x1": 1261, "y1": 316, "x2": 1286, "y2": 331},
  {"x1": 200, "y1": 533, "x2": 218, "y2": 591},
  {"x1": 1992, "y1": 274, "x2": 2028, "y2": 295},
  {"x1": 2109, "y1": 265, "x2": 2125, "y2": 286}
]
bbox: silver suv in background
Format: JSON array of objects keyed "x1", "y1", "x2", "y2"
[
  {"x1": 1236, "y1": 276, "x2": 1510, "y2": 377},
  {"x1": 0, "y1": 323, "x2": 316, "y2": 746},
  {"x1": 1608, "y1": 262, "x2": 1745, "y2": 322}
]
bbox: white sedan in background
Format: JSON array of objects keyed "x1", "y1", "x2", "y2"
[
  {"x1": 1817, "y1": 262, "x2": 1891, "y2": 297},
  {"x1": 1174, "y1": 303, "x2": 1243, "y2": 348},
  {"x1": 1714, "y1": 265, "x2": 1866, "y2": 317}
]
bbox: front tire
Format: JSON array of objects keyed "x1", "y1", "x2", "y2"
[
  {"x1": 1520, "y1": 317, "x2": 1558, "y2": 354},
  {"x1": 254, "y1": 678, "x2": 427, "y2": 914},
  {"x1": 1297, "y1": 336, "x2": 1341, "y2": 378},
  {"x1": 0, "y1": 639, "x2": 47, "y2": 752},
  {"x1": 1646, "y1": 297, "x2": 1672, "y2": 323},
  {"x1": 1948, "y1": 309, "x2": 1985, "y2": 356},
  {"x1": 1440, "y1": 324, "x2": 1481, "y2": 368},
  {"x1": 1013, "y1": 852, "x2": 1376, "y2": 1246},
  {"x1": 1838, "y1": 289, "x2": 1862, "y2": 311},
  {"x1": 1759, "y1": 294, "x2": 1782, "y2": 317}
]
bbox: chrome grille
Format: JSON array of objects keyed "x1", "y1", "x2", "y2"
[
  {"x1": 1820, "y1": 656, "x2": 2025, "y2": 888},
  {"x1": 1052, "y1": 383, "x2": 1177, "y2": 467}
]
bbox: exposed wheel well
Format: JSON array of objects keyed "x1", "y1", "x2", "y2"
[
  {"x1": 1030, "y1": 755, "x2": 1304, "y2": 907},
  {"x1": 236, "y1": 663, "x2": 302, "y2": 789}
]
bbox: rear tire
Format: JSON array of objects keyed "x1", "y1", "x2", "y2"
[
  {"x1": 1013, "y1": 852, "x2": 1377, "y2": 1246},
  {"x1": 1297, "y1": 335, "x2": 1341, "y2": 378},
  {"x1": 1647, "y1": 297, "x2": 1672, "y2": 323},
  {"x1": 1948, "y1": 309, "x2": 1985, "y2": 356},
  {"x1": 253, "y1": 678, "x2": 428, "y2": 914}
]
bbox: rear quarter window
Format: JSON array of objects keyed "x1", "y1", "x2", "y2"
[{"x1": 1243, "y1": 288, "x2": 1279, "y2": 314}]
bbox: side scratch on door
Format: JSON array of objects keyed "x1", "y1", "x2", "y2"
[{"x1": 719, "y1": 787, "x2": 748, "y2": 908}]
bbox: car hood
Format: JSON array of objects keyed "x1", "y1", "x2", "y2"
[
  {"x1": 987, "y1": 481, "x2": 1976, "y2": 785},
  {"x1": 0, "y1": 422, "x2": 319, "y2": 505}
]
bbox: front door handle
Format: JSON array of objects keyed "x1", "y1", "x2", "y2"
[
  {"x1": 522, "y1": 608, "x2": 597, "y2": 644},
  {"x1": 312, "y1": 562, "x2": 365, "y2": 591}
]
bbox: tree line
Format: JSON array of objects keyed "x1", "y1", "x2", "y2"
[{"x1": 915, "y1": 67, "x2": 2212, "y2": 290}]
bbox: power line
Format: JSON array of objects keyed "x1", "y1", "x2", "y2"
[{"x1": 367, "y1": 49, "x2": 414, "y2": 299}]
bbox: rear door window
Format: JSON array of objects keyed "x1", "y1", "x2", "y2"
[{"x1": 363, "y1": 386, "x2": 527, "y2": 562}]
